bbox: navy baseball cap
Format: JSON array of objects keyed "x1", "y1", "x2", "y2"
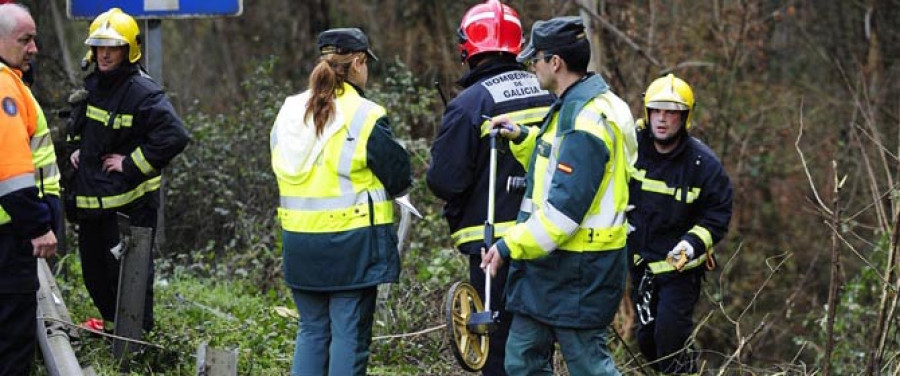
[
  {"x1": 517, "y1": 16, "x2": 586, "y2": 63},
  {"x1": 317, "y1": 28, "x2": 379, "y2": 61}
]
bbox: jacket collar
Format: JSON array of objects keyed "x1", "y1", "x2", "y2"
[
  {"x1": 346, "y1": 81, "x2": 367, "y2": 98},
  {"x1": 456, "y1": 57, "x2": 525, "y2": 88},
  {"x1": 88, "y1": 63, "x2": 138, "y2": 91},
  {"x1": 557, "y1": 72, "x2": 608, "y2": 103}
]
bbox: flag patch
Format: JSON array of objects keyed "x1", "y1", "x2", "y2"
[{"x1": 557, "y1": 163, "x2": 573, "y2": 174}]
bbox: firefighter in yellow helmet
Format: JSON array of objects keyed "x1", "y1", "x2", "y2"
[
  {"x1": 80, "y1": 7, "x2": 141, "y2": 70},
  {"x1": 65, "y1": 7, "x2": 189, "y2": 334},
  {"x1": 628, "y1": 73, "x2": 733, "y2": 373}
]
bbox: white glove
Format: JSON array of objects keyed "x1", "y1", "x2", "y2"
[
  {"x1": 109, "y1": 241, "x2": 126, "y2": 260},
  {"x1": 667, "y1": 240, "x2": 695, "y2": 261}
]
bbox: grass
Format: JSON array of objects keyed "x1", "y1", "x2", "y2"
[{"x1": 36, "y1": 245, "x2": 480, "y2": 375}]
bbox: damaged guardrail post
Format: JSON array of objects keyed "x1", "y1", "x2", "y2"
[
  {"x1": 36, "y1": 258, "x2": 84, "y2": 376},
  {"x1": 112, "y1": 224, "x2": 153, "y2": 360},
  {"x1": 196, "y1": 342, "x2": 237, "y2": 376}
]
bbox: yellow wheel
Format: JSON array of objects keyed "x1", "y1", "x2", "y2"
[{"x1": 444, "y1": 281, "x2": 489, "y2": 371}]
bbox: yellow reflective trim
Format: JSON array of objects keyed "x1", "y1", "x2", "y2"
[
  {"x1": 451, "y1": 221, "x2": 515, "y2": 247},
  {"x1": 634, "y1": 169, "x2": 701, "y2": 203},
  {"x1": 479, "y1": 106, "x2": 551, "y2": 137},
  {"x1": 34, "y1": 164, "x2": 61, "y2": 197},
  {"x1": 646, "y1": 252, "x2": 710, "y2": 274},
  {"x1": 116, "y1": 114, "x2": 133, "y2": 128},
  {"x1": 86, "y1": 105, "x2": 108, "y2": 123},
  {"x1": 688, "y1": 226, "x2": 713, "y2": 250},
  {"x1": 559, "y1": 224, "x2": 627, "y2": 252},
  {"x1": 75, "y1": 176, "x2": 161, "y2": 209},
  {"x1": 278, "y1": 201, "x2": 394, "y2": 233},
  {"x1": 130, "y1": 147, "x2": 155, "y2": 175},
  {"x1": 85, "y1": 105, "x2": 133, "y2": 129}
]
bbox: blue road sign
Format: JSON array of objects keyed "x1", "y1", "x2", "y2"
[{"x1": 68, "y1": 0, "x2": 243, "y2": 19}]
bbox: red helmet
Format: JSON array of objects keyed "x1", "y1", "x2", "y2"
[{"x1": 458, "y1": 0, "x2": 523, "y2": 63}]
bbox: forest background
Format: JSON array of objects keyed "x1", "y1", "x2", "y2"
[{"x1": 19, "y1": 0, "x2": 900, "y2": 374}]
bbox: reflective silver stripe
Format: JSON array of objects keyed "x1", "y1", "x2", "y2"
[
  {"x1": 524, "y1": 214, "x2": 558, "y2": 253},
  {"x1": 338, "y1": 101, "x2": 376, "y2": 194},
  {"x1": 280, "y1": 188, "x2": 389, "y2": 211},
  {"x1": 0, "y1": 173, "x2": 36, "y2": 196},
  {"x1": 582, "y1": 209, "x2": 625, "y2": 228},
  {"x1": 35, "y1": 164, "x2": 59, "y2": 179},
  {"x1": 578, "y1": 105, "x2": 623, "y2": 228},
  {"x1": 542, "y1": 202, "x2": 579, "y2": 234},
  {"x1": 30, "y1": 132, "x2": 51, "y2": 151},
  {"x1": 580, "y1": 107, "x2": 617, "y2": 146},
  {"x1": 519, "y1": 197, "x2": 534, "y2": 214},
  {"x1": 583, "y1": 176, "x2": 620, "y2": 227},
  {"x1": 541, "y1": 135, "x2": 561, "y2": 201},
  {"x1": 579, "y1": 108, "x2": 617, "y2": 159}
]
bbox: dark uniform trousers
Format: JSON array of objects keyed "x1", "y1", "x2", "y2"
[
  {"x1": 78, "y1": 198, "x2": 156, "y2": 332},
  {"x1": 633, "y1": 269, "x2": 701, "y2": 374},
  {"x1": 0, "y1": 229, "x2": 38, "y2": 376}
]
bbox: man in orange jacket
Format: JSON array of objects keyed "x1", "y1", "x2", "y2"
[{"x1": 0, "y1": 4, "x2": 58, "y2": 375}]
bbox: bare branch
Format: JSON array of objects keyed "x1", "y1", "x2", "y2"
[
  {"x1": 566, "y1": 0, "x2": 663, "y2": 67},
  {"x1": 795, "y1": 98, "x2": 833, "y2": 216}
]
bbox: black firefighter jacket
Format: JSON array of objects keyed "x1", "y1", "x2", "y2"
[
  {"x1": 427, "y1": 58, "x2": 554, "y2": 254},
  {"x1": 627, "y1": 128, "x2": 733, "y2": 271},
  {"x1": 66, "y1": 63, "x2": 189, "y2": 217}
]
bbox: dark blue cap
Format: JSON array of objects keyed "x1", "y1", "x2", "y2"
[
  {"x1": 516, "y1": 16, "x2": 586, "y2": 63},
  {"x1": 317, "y1": 28, "x2": 379, "y2": 61}
]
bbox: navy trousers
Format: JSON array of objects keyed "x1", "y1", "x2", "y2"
[
  {"x1": 633, "y1": 270, "x2": 701, "y2": 374},
  {"x1": 0, "y1": 293, "x2": 36, "y2": 376},
  {"x1": 78, "y1": 203, "x2": 156, "y2": 332}
]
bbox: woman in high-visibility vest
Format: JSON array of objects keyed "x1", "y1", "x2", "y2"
[{"x1": 270, "y1": 28, "x2": 411, "y2": 376}]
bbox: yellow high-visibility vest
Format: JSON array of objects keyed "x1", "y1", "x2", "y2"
[
  {"x1": 0, "y1": 62, "x2": 56, "y2": 225},
  {"x1": 272, "y1": 84, "x2": 393, "y2": 233},
  {"x1": 504, "y1": 96, "x2": 630, "y2": 259}
]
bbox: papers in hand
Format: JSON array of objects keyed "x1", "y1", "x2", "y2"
[{"x1": 394, "y1": 194, "x2": 423, "y2": 219}]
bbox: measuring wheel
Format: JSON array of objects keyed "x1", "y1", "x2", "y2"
[{"x1": 444, "y1": 281, "x2": 489, "y2": 371}]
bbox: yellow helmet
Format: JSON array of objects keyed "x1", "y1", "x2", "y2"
[
  {"x1": 84, "y1": 8, "x2": 141, "y2": 64},
  {"x1": 643, "y1": 73, "x2": 695, "y2": 130}
]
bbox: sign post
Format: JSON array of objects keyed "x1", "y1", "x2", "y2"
[{"x1": 67, "y1": 0, "x2": 242, "y2": 19}]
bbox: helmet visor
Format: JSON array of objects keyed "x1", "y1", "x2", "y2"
[
  {"x1": 85, "y1": 37, "x2": 128, "y2": 47},
  {"x1": 646, "y1": 101, "x2": 689, "y2": 111}
]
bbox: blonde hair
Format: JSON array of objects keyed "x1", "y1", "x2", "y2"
[{"x1": 305, "y1": 52, "x2": 365, "y2": 135}]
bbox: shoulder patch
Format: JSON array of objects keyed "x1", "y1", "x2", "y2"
[{"x1": 2, "y1": 97, "x2": 17, "y2": 116}]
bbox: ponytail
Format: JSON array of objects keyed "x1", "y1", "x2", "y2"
[{"x1": 305, "y1": 52, "x2": 359, "y2": 135}]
